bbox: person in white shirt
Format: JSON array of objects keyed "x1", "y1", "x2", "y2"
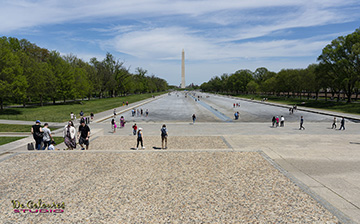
[
  {"x1": 42, "y1": 123, "x2": 53, "y2": 150},
  {"x1": 280, "y1": 116, "x2": 285, "y2": 127},
  {"x1": 48, "y1": 141, "x2": 55, "y2": 150},
  {"x1": 63, "y1": 120, "x2": 76, "y2": 150}
]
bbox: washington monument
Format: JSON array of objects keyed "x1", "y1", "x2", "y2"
[{"x1": 181, "y1": 49, "x2": 185, "y2": 88}]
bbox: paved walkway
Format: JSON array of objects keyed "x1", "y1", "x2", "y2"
[{"x1": 0, "y1": 92, "x2": 359, "y2": 223}]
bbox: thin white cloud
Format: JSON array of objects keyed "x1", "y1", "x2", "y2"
[
  {"x1": 1, "y1": 0, "x2": 360, "y2": 85},
  {"x1": 1, "y1": 0, "x2": 358, "y2": 33},
  {"x1": 104, "y1": 25, "x2": 333, "y2": 61}
]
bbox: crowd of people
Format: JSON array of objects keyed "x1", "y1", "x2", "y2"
[
  {"x1": 271, "y1": 116, "x2": 285, "y2": 127},
  {"x1": 29, "y1": 94, "x2": 349, "y2": 151},
  {"x1": 31, "y1": 109, "x2": 92, "y2": 151},
  {"x1": 130, "y1": 108, "x2": 149, "y2": 117},
  {"x1": 133, "y1": 124, "x2": 168, "y2": 150}
]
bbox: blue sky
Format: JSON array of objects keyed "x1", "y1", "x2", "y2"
[{"x1": 1, "y1": 0, "x2": 360, "y2": 85}]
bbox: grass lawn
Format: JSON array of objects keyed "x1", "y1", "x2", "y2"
[
  {"x1": 0, "y1": 137, "x2": 26, "y2": 146},
  {"x1": 0, "y1": 92, "x2": 165, "y2": 122},
  {"x1": 0, "y1": 137, "x2": 69, "y2": 147},
  {"x1": 0, "y1": 124, "x2": 62, "y2": 132},
  {"x1": 235, "y1": 94, "x2": 360, "y2": 115},
  {"x1": 52, "y1": 137, "x2": 64, "y2": 146}
]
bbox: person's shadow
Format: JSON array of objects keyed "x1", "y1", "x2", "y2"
[{"x1": 153, "y1": 146, "x2": 162, "y2": 150}]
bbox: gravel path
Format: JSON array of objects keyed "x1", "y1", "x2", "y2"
[{"x1": 0, "y1": 151, "x2": 338, "y2": 223}]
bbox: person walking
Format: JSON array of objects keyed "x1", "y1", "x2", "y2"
[
  {"x1": 132, "y1": 123, "x2": 137, "y2": 135},
  {"x1": 339, "y1": 117, "x2": 345, "y2": 130},
  {"x1": 275, "y1": 116, "x2": 280, "y2": 127},
  {"x1": 272, "y1": 116, "x2": 276, "y2": 127},
  {"x1": 31, "y1": 120, "x2": 43, "y2": 150},
  {"x1": 42, "y1": 123, "x2": 53, "y2": 150},
  {"x1": 120, "y1": 116, "x2": 125, "y2": 128},
  {"x1": 332, "y1": 117, "x2": 337, "y2": 129},
  {"x1": 78, "y1": 120, "x2": 91, "y2": 150},
  {"x1": 299, "y1": 116, "x2": 305, "y2": 130},
  {"x1": 280, "y1": 116, "x2": 285, "y2": 127},
  {"x1": 90, "y1": 112, "x2": 94, "y2": 121},
  {"x1": 63, "y1": 121, "x2": 76, "y2": 150},
  {"x1": 136, "y1": 128, "x2": 145, "y2": 150},
  {"x1": 192, "y1": 114, "x2": 196, "y2": 124},
  {"x1": 111, "y1": 118, "x2": 117, "y2": 133},
  {"x1": 70, "y1": 112, "x2": 74, "y2": 120},
  {"x1": 161, "y1": 124, "x2": 168, "y2": 149},
  {"x1": 113, "y1": 108, "x2": 117, "y2": 117}
]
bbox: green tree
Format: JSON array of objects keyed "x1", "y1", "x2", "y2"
[
  {"x1": 254, "y1": 67, "x2": 269, "y2": 84},
  {"x1": 318, "y1": 28, "x2": 360, "y2": 102},
  {"x1": 0, "y1": 37, "x2": 26, "y2": 110},
  {"x1": 230, "y1": 70, "x2": 254, "y2": 93},
  {"x1": 246, "y1": 80, "x2": 259, "y2": 93}
]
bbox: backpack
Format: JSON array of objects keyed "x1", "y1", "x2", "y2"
[
  {"x1": 35, "y1": 132, "x2": 43, "y2": 138},
  {"x1": 27, "y1": 143, "x2": 34, "y2": 150},
  {"x1": 161, "y1": 128, "x2": 167, "y2": 136}
]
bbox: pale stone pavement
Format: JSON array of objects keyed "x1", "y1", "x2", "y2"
[{"x1": 0, "y1": 92, "x2": 359, "y2": 223}]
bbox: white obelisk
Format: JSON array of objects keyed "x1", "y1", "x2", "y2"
[{"x1": 181, "y1": 49, "x2": 185, "y2": 88}]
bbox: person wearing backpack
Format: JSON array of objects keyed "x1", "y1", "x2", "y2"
[
  {"x1": 161, "y1": 124, "x2": 168, "y2": 149},
  {"x1": 31, "y1": 120, "x2": 43, "y2": 150}
]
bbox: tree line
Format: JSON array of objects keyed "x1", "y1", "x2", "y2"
[
  {"x1": 0, "y1": 37, "x2": 168, "y2": 110},
  {"x1": 201, "y1": 28, "x2": 360, "y2": 103}
]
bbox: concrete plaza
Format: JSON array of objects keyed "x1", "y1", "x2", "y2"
[{"x1": 0, "y1": 92, "x2": 359, "y2": 223}]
